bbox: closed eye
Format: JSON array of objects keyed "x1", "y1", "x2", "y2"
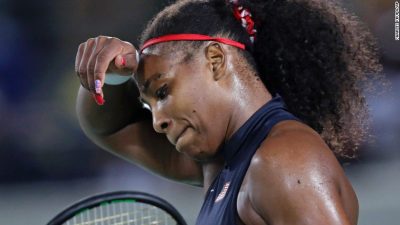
[{"x1": 155, "y1": 84, "x2": 168, "y2": 100}]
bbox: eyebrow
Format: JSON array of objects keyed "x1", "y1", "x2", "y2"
[{"x1": 142, "y1": 73, "x2": 164, "y2": 94}]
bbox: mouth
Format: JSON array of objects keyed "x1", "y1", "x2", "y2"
[{"x1": 172, "y1": 126, "x2": 189, "y2": 145}]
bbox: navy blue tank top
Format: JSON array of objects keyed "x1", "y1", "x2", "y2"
[{"x1": 195, "y1": 95, "x2": 299, "y2": 225}]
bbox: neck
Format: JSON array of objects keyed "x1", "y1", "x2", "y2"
[{"x1": 224, "y1": 72, "x2": 272, "y2": 142}]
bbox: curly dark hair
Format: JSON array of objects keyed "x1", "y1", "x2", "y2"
[{"x1": 139, "y1": 0, "x2": 383, "y2": 159}]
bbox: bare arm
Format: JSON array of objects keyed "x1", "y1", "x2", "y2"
[
  {"x1": 247, "y1": 122, "x2": 358, "y2": 225},
  {"x1": 75, "y1": 36, "x2": 203, "y2": 186},
  {"x1": 76, "y1": 79, "x2": 145, "y2": 136}
]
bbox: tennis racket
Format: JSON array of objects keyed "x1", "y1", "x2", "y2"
[{"x1": 47, "y1": 191, "x2": 187, "y2": 225}]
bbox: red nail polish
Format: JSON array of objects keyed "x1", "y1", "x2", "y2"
[
  {"x1": 121, "y1": 57, "x2": 126, "y2": 67},
  {"x1": 92, "y1": 93, "x2": 105, "y2": 105}
]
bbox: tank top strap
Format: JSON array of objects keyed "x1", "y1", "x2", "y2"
[{"x1": 220, "y1": 94, "x2": 299, "y2": 166}]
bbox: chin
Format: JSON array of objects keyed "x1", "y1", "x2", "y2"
[
  {"x1": 175, "y1": 130, "x2": 220, "y2": 162},
  {"x1": 189, "y1": 153, "x2": 216, "y2": 162},
  {"x1": 177, "y1": 145, "x2": 217, "y2": 162}
]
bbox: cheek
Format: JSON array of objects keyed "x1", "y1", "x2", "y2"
[
  {"x1": 191, "y1": 102, "x2": 229, "y2": 153},
  {"x1": 171, "y1": 78, "x2": 212, "y2": 117},
  {"x1": 171, "y1": 70, "x2": 227, "y2": 152}
]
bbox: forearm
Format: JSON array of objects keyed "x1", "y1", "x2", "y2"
[{"x1": 76, "y1": 79, "x2": 150, "y2": 137}]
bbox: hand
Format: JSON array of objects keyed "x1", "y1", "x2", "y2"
[{"x1": 75, "y1": 36, "x2": 138, "y2": 104}]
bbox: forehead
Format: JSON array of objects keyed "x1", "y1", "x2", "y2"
[
  {"x1": 134, "y1": 48, "x2": 195, "y2": 90},
  {"x1": 135, "y1": 53, "x2": 173, "y2": 90}
]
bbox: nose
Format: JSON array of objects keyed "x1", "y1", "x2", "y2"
[{"x1": 152, "y1": 108, "x2": 171, "y2": 133}]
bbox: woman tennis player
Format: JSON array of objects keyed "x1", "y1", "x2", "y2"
[{"x1": 75, "y1": 0, "x2": 382, "y2": 224}]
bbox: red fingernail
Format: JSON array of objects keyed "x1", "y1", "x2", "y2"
[
  {"x1": 92, "y1": 93, "x2": 105, "y2": 105},
  {"x1": 121, "y1": 57, "x2": 126, "y2": 67}
]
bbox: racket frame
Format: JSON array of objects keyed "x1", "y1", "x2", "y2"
[{"x1": 47, "y1": 191, "x2": 187, "y2": 225}]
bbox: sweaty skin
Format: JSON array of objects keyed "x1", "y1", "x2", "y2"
[{"x1": 75, "y1": 36, "x2": 358, "y2": 225}]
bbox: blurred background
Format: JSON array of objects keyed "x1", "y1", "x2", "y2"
[{"x1": 0, "y1": 0, "x2": 399, "y2": 224}]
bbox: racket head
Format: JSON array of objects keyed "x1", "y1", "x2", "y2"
[{"x1": 47, "y1": 191, "x2": 187, "y2": 225}]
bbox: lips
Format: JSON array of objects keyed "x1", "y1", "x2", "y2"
[{"x1": 171, "y1": 126, "x2": 189, "y2": 145}]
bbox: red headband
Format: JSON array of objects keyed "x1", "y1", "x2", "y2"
[{"x1": 140, "y1": 34, "x2": 245, "y2": 53}]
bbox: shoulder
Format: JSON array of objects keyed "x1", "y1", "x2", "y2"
[
  {"x1": 245, "y1": 120, "x2": 354, "y2": 224},
  {"x1": 250, "y1": 120, "x2": 341, "y2": 178}
]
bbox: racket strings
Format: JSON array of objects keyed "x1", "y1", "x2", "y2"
[{"x1": 64, "y1": 201, "x2": 177, "y2": 225}]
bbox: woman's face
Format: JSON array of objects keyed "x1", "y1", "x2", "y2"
[{"x1": 135, "y1": 50, "x2": 231, "y2": 161}]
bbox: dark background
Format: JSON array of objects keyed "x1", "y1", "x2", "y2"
[{"x1": 0, "y1": 0, "x2": 399, "y2": 224}]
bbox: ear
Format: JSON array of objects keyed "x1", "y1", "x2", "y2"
[{"x1": 205, "y1": 42, "x2": 226, "y2": 80}]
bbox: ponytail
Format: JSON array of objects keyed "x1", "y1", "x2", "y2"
[{"x1": 241, "y1": 0, "x2": 382, "y2": 158}]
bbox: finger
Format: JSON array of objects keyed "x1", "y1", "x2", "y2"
[
  {"x1": 114, "y1": 54, "x2": 126, "y2": 68},
  {"x1": 93, "y1": 81, "x2": 105, "y2": 106},
  {"x1": 78, "y1": 38, "x2": 95, "y2": 90},
  {"x1": 94, "y1": 79, "x2": 102, "y2": 95},
  {"x1": 87, "y1": 37, "x2": 107, "y2": 92},
  {"x1": 91, "y1": 93, "x2": 105, "y2": 106},
  {"x1": 93, "y1": 41, "x2": 127, "y2": 86},
  {"x1": 113, "y1": 51, "x2": 139, "y2": 74},
  {"x1": 75, "y1": 42, "x2": 85, "y2": 76}
]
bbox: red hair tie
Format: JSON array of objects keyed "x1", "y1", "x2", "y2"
[
  {"x1": 229, "y1": 0, "x2": 257, "y2": 43},
  {"x1": 140, "y1": 34, "x2": 245, "y2": 53}
]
